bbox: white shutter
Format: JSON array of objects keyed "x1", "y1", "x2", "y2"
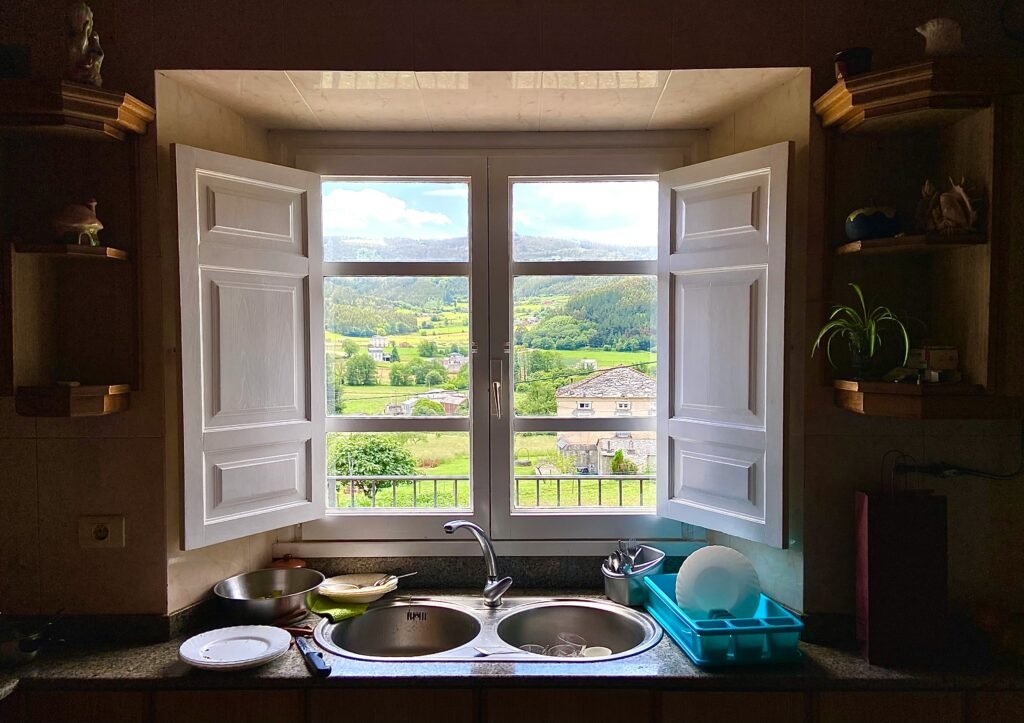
[
  {"x1": 175, "y1": 144, "x2": 324, "y2": 550},
  {"x1": 656, "y1": 142, "x2": 790, "y2": 548}
]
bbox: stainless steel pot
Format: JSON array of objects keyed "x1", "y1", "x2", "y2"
[{"x1": 213, "y1": 568, "x2": 325, "y2": 624}]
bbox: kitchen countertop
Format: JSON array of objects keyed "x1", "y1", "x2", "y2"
[{"x1": 3, "y1": 592, "x2": 1023, "y2": 699}]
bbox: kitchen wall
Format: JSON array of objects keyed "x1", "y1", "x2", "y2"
[
  {"x1": 154, "y1": 72, "x2": 281, "y2": 614},
  {"x1": 704, "y1": 70, "x2": 814, "y2": 613},
  {"x1": 1, "y1": 0, "x2": 1021, "y2": 623}
]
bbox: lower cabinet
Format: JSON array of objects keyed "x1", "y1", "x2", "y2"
[
  {"x1": 3, "y1": 686, "x2": 1019, "y2": 722},
  {"x1": 817, "y1": 692, "x2": 965, "y2": 723},
  {"x1": 661, "y1": 691, "x2": 807, "y2": 723}
]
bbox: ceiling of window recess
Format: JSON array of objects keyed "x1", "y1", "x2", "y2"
[{"x1": 158, "y1": 68, "x2": 802, "y2": 132}]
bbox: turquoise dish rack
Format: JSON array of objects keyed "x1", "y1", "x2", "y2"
[{"x1": 643, "y1": 573, "x2": 803, "y2": 667}]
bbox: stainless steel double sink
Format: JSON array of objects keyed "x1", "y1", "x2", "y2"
[{"x1": 313, "y1": 594, "x2": 662, "y2": 663}]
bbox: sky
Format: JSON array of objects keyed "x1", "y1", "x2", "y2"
[{"x1": 321, "y1": 178, "x2": 658, "y2": 246}]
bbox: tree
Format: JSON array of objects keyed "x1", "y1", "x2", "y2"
[
  {"x1": 328, "y1": 433, "x2": 416, "y2": 497},
  {"x1": 417, "y1": 339, "x2": 440, "y2": 357},
  {"x1": 424, "y1": 369, "x2": 445, "y2": 387},
  {"x1": 326, "y1": 357, "x2": 346, "y2": 414},
  {"x1": 389, "y1": 343, "x2": 401, "y2": 362},
  {"x1": 514, "y1": 380, "x2": 557, "y2": 415},
  {"x1": 341, "y1": 339, "x2": 359, "y2": 357},
  {"x1": 444, "y1": 365, "x2": 469, "y2": 390},
  {"x1": 345, "y1": 352, "x2": 377, "y2": 385},
  {"x1": 611, "y1": 449, "x2": 638, "y2": 474},
  {"x1": 408, "y1": 358, "x2": 447, "y2": 385},
  {"x1": 389, "y1": 363, "x2": 412, "y2": 386},
  {"x1": 411, "y1": 399, "x2": 445, "y2": 416}
]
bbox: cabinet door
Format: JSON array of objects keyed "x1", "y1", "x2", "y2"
[
  {"x1": 818, "y1": 692, "x2": 964, "y2": 723},
  {"x1": 153, "y1": 690, "x2": 302, "y2": 723},
  {"x1": 483, "y1": 688, "x2": 652, "y2": 723},
  {"x1": 20, "y1": 690, "x2": 149, "y2": 723},
  {"x1": 307, "y1": 689, "x2": 475, "y2": 723},
  {"x1": 968, "y1": 692, "x2": 1024, "y2": 723},
  {"x1": 660, "y1": 691, "x2": 807, "y2": 723}
]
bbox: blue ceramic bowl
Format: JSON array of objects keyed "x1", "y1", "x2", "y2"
[{"x1": 845, "y1": 207, "x2": 900, "y2": 241}]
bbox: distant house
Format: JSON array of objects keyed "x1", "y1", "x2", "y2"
[
  {"x1": 554, "y1": 366, "x2": 657, "y2": 474},
  {"x1": 383, "y1": 403, "x2": 405, "y2": 416},
  {"x1": 580, "y1": 358, "x2": 598, "y2": 371},
  {"x1": 443, "y1": 352, "x2": 468, "y2": 373},
  {"x1": 400, "y1": 390, "x2": 468, "y2": 415},
  {"x1": 368, "y1": 334, "x2": 391, "y2": 362},
  {"x1": 555, "y1": 365, "x2": 655, "y2": 418}
]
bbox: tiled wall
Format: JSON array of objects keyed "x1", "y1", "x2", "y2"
[{"x1": 154, "y1": 73, "x2": 281, "y2": 614}]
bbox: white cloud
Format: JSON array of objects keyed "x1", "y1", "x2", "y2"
[
  {"x1": 513, "y1": 180, "x2": 658, "y2": 243},
  {"x1": 322, "y1": 187, "x2": 454, "y2": 237}
]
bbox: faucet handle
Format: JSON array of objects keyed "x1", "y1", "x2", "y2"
[{"x1": 483, "y1": 576, "x2": 513, "y2": 607}]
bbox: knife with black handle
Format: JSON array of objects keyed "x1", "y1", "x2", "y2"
[{"x1": 294, "y1": 636, "x2": 331, "y2": 677}]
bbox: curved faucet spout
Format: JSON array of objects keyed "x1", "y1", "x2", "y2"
[{"x1": 443, "y1": 520, "x2": 512, "y2": 607}]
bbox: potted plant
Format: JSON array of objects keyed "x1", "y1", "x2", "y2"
[{"x1": 812, "y1": 283, "x2": 910, "y2": 379}]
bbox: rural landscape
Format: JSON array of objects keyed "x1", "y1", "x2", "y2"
[{"x1": 325, "y1": 265, "x2": 657, "y2": 510}]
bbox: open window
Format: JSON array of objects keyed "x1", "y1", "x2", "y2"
[{"x1": 175, "y1": 141, "x2": 790, "y2": 551}]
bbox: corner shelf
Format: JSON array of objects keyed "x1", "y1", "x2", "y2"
[
  {"x1": 813, "y1": 59, "x2": 1024, "y2": 134},
  {"x1": 0, "y1": 79, "x2": 155, "y2": 141},
  {"x1": 14, "y1": 242, "x2": 129, "y2": 261},
  {"x1": 833, "y1": 380, "x2": 1022, "y2": 419},
  {"x1": 15, "y1": 384, "x2": 130, "y2": 417},
  {"x1": 835, "y1": 232, "x2": 986, "y2": 256}
]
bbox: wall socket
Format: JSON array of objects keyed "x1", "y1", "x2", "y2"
[{"x1": 78, "y1": 515, "x2": 126, "y2": 548}]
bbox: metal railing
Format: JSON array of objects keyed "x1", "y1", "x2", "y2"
[
  {"x1": 329, "y1": 475, "x2": 470, "y2": 510},
  {"x1": 514, "y1": 474, "x2": 655, "y2": 509}
]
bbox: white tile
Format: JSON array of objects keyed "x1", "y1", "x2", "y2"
[
  {"x1": 649, "y1": 68, "x2": 802, "y2": 130},
  {"x1": 289, "y1": 70, "x2": 431, "y2": 131},
  {"x1": 161, "y1": 70, "x2": 319, "y2": 131},
  {"x1": 538, "y1": 70, "x2": 668, "y2": 131},
  {"x1": 418, "y1": 71, "x2": 540, "y2": 131}
]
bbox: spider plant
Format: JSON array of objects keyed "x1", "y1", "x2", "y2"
[{"x1": 812, "y1": 283, "x2": 910, "y2": 377}]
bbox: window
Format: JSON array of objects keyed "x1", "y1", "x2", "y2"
[{"x1": 176, "y1": 142, "x2": 789, "y2": 551}]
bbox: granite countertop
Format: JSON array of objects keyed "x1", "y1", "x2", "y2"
[{"x1": 4, "y1": 592, "x2": 1023, "y2": 699}]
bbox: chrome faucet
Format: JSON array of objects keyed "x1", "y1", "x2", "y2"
[{"x1": 443, "y1": 520, "x2": 513, "y2": 608}]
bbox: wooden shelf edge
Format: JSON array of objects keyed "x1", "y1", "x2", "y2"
[
  {"x1": 835, "y1": 233, "x2": 986, "y2": 256},
  {"x1": 15, "y1": 384, "x2": 131, "y2": 417},
  {"x1": 834, "y1": 384, "x2": 1022, "y2": 419},
  {"x1": 0, "y1": 79, "x2": 155, "y2": 141},
  {"x1": 13, "y1": 243, "x2": 129, "y2": 260},
  {"x1": 813, "y1": 59, "x2": 1024, "y2": 134}
]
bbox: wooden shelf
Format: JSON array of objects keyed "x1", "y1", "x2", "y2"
[
  {"x1": 14, "y1": 243, "x2": 129, "y2": 260},
  {"x1": 0, "y1": 79, "x2": 155, "y2": 141},
  {"x1": 833, "y1": 380, "x2": 1022, "y2": 419},
  {"x1": 15, "y1": 384, "x2": 130, "y2": 417},
  {"x1": 813, "y1": 59, "x2": 1024, "y2": 134},
  {"x1": 835, "y1": 232, "x2": 986, "y2": 256}
]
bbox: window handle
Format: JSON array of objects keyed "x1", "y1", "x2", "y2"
[{"x1": 492, "y1": 380, "x2": 502, "y2": 419}]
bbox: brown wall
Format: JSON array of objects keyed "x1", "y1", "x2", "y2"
[{"x1": 2, "y1": 0, "x2": 1022, "y2": 619}]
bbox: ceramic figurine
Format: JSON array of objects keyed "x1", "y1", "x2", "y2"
[
  {"x1": 918, "y1": 178, "x2": 978, "y2": 234},
  {"x1": 65, "y1": 2, "x2": 104, "y2": 86},
  {"x1": 916, "y1": 18, "x2": 965, "y2": 56},
  {"x1": 53, "y1": 199, "x2": 103, "y2": 246}
]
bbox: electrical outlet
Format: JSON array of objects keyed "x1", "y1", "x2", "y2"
[{"x1": 78, "y1": 515, "x2": 125, "y2": 548}]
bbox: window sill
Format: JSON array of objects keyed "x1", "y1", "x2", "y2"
[{"x1": 274, "y1": 539, "x2": 705, "y2": 558}]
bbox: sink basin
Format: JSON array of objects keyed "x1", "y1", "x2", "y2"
[
  {"x1": 496, "y1": 600, "x2": 655, "y2": 655},
  {"x1": 321, "y1": 601, "x2": 480, "y2": 658},
  {"x1": 314, "y1": 595, "x2": 661, "y2": 662}
]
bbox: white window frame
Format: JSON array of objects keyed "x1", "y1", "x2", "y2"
[{"x1": 298, "y1": 146, "x2": 696, "y2": 543}]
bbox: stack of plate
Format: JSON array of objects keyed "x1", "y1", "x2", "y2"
[
  {"x1": 675, "y1": 545, "x2": 761, "y2": 619},
  {"x1": 178, "y1": 626, "x2": 291, "y2": 671},
  {"x1": 317, "y1": 573, "x2": 398, "y2": 604}
]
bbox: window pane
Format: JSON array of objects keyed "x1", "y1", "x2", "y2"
[
  {"x1": 512, "y1": 275, "x2": 655, "y2": 417},
  {"x1": 322, "y1": 180, "x2": 469, "y2": 262},
  {"x1": 325, "y1": 277, "x2": 470, "y2": 417},
  {"x1": 328, "y1": 432, "x2": 471, "y2": 510},
  {"x1": 513, "y1": 432, "x2": 655, "y2": 510},
  {"x1": 512, "y1": 179, "x2": 657, "y2": 261}
]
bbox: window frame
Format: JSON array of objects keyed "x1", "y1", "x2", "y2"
[{"x1": 296, "y1": 144, "x2": 701, "y2": 545}]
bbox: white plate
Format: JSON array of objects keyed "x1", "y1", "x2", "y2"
[
  {"x1": 317, "y1": 573, "x2": 398, "y2": 603},
  {"x1": 675, "y1": 545, "x2": 761, "y2": 619},
  {"x1": 179, "y1": 626, "x2": 291, "y2": 671}
]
